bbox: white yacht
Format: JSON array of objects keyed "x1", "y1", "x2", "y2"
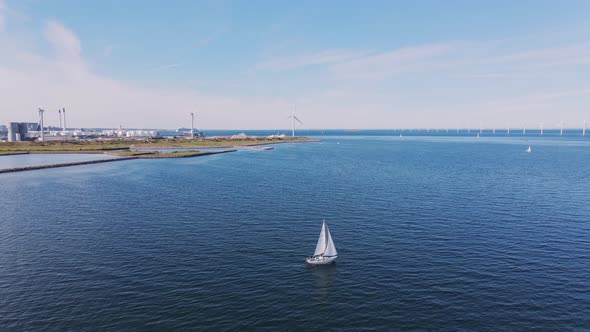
[{"x1": 306, "y1": 220, "x2": 337, "y2": 265}]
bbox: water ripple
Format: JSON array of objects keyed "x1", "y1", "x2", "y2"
[{"x1": 1, "y1": 138, "x2": 590, "y2": 330}]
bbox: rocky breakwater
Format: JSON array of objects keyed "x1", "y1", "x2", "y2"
[
  {"x1": 0, "y1": 156, "x2": 136, "y2": 174},
  {"x1": 0, "y1": 149, "x2": 239, "y2": 174}
]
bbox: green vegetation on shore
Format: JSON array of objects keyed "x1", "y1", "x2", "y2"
[
  {"x1": 107, "y1": 150, "x2": 206, "y2": 158},
  {"x1": 132, "y1": 136, "x2": 315, "y2": 148},
  {"x1": 0, "y1": 140, "x2": 130, "y2": 152},
  {"x1": 0, "y1": 136, "x2": 315, "y2": 154}
]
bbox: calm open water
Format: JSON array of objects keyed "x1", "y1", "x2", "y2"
[{"x1": 1, "y1": 136, "x2": 590, "y2": 330}]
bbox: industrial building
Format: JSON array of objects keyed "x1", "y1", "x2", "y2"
[
  {"x1": 7, "y1": 122, "x2": 40, "y2": 142},
  {"x1": 3, "y1": 107, "x2": 160, "y2": 142}
]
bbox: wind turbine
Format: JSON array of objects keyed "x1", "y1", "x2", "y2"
[
  {"x1": 559, "y1": 120, "x2": 564, "y2": 136},
  {"x1": 583, "y1": 120, "x2": 586, "y2": 137},
  {"x1": 288, "y1": 107, "x2": 303, "y2": 137},
  {"x1": 540, "y1": 122, "x2": 544, "y2": 135},
  {"x1": 190, "y1": 112, "x2": 195, "y2": 139},
  {"x1": 38, "y1": 108, "x2": 45, "y2": 142}
]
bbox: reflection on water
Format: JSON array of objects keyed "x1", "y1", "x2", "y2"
[{"x1": 308, "y1": 263, "x2": 337, "y2": 296}]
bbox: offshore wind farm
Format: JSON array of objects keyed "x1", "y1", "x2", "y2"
[{"x1": 1, "y1": 103, "x2": 588, "y2": 142}]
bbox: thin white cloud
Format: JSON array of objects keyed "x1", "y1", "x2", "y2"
[
  {"x1": 469, "y1": 73, "x2": 506, "y2": 79},
  {"x1": 1, "y1": 5, "x2": 589, "y2": 130},
  {"x1": 487, "y1": 88, "x2": 590, "y2": 106},
  {"x1": 102, "y1": 45, "x2": 113, "y2": 57},
  {"x1": 0, "y1": 20, "x2": 292, "y2": 129},
  {"x1": 0, "y1": 0, "x2": 5, "y2": 32},
  {"x1": 148, "y1": 63, "x2": 181, "y2": 72},
  {"x1": 329, "y1": 42, "x2": 462, "y2": 80},
  {"x1": 43, "y1": 20, "x2": 82, "y2": 59},
  {"x1": 196, "y1": 35, "x2": 213, "y2": 47},
  {"x1": 255, "y1": 49, "x2": 371, "y2": 72},
  {"x1": 485, "y1": 42, "x2": 590, "y2": 67},
  {"x1": 0, "y1": 0, "x2": 8, "y2": 33},
  {"x1": 472, "y1": 88, "x2": 590, "y2": 123}
]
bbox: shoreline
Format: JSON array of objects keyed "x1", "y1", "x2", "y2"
[
  {"x1": 0, "y1": 137, "x2": 316, "y2": 173},
  {"x1": 131, "y1": 138, "x2": 320, "y2": 149},
  {"x1": 0, "y1": 137, "x2": 318, "y2": 155},
  {"x1": 0, "y1": 149, "x2": 237, "y2": 174}
]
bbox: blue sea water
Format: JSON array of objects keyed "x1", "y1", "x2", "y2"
[{"x1": 1, "y1": 135, "x2": 590, "y2": 330}]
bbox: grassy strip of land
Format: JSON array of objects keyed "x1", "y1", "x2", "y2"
[
  {"x1": 132, "y1": 136, "x2": 316, "y2": 148},
  {"x1": 0, "y1": 137, "x2": 316, "y2": 153},
  {"x1": 107, "y1": 150, "x2": 210, "y2": 158}
]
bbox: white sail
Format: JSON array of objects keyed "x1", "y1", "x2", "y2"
[
  {"x1": 324, "y1": 223, "x2": 337, "y2": 257},
  {"x1": 313, "y1": 221, "x2": 327, "y2": 256}
]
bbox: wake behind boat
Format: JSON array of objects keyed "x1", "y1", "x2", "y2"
[{"x1": 306, "y1": 220, "x2": 337, "y2": 265}]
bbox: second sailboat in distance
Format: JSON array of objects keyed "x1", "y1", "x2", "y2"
[{"x1": 306, "y1": 220, "x2": 338, "y2": 265}]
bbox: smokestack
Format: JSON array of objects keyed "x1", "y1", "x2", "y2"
[
  {"x1": 59, "y1": 109, "x2": 62, "y2": 130},
  {"x1": 62, "y1": 107, "x2": 66, "y2": 131}
]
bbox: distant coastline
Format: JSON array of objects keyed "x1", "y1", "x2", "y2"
[
  {"x1": 0, "y1": 150, "x2": 239, "y2": 174},
  {"x1": 0, "y1": 137, "x2": 317, "y2": 173},
  {"x1": 0, "y1": 136, "x2": 316, "y2": 154}
]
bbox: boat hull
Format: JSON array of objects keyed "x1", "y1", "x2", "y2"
[{"x1": 305, "y1": 256, "x2": 337, "y2": 265}]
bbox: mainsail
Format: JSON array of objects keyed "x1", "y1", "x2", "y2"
[
  {"x1": 324, "y1": 223, "x2": 337, "y2": 257},
  {"x1": 313, "y1": 221, "x2": 337, "y2": 257}
]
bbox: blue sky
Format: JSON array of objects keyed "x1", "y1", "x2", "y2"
[{"x1": 1, "y1": 0, "x2": 589, "y2": 129}]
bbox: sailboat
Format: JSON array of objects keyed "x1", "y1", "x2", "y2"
[
  {"x1": 526, "y1": 146, "x2": 532, "y2": 153},
  {"x1": 306, "y1": 220, "x2": 337, "y2": 265}
]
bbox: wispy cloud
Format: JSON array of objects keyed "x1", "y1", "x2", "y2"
[
  {"x1": 0, "y1": 19, "x2": 291, "y2": 129},
  {"x1": 0, "y1": 0, "x2": 6, "y2": 32},
  {"x1": 1, "y1": 1, "x2": 589, "y2": 129},
  {"x1": 476, "y1": 88, "x2": 590, "y2": 117},
  {"x1": 196, "y1": 35, "x2": 213, "y2": 47},
  {"x1": 490, "y1": 88, "x2": 590, "y2": 105},
  {"x1": 255, "y1": 49, "x2": 371, "y2": 72},
  {"x1": 44, "y1": 20, "x2": 82, "y2": 59},
  {"x1": 102, "y1": 45, "x2": 113, "y2": 57},
  {"x1": 329, "y1": 42, "x2": 459, "y2": 79},
  {"x1": 485, "y1": 42, "x2": 590, "y2": 67},
  {"x1": 149, "y1": 63, "x2": 181, "y2": 71},
  {"x1": 469, "y1": 73, "x2": 506, "y2": 79}
]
